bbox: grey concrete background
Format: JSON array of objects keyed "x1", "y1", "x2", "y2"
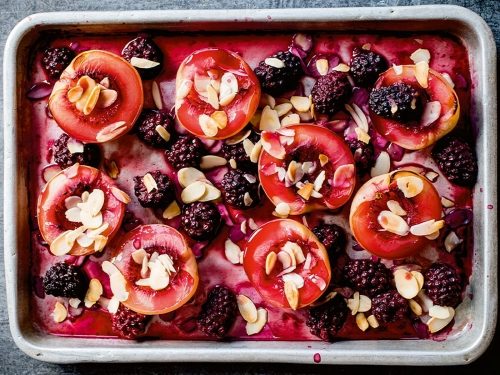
[{"x1": 1, "y1": 0, "x2": 498, "y2": 373}]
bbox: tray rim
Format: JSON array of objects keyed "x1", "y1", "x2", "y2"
[{"x1": 3, "y1": 5, "x2": 497, "y2": 365}]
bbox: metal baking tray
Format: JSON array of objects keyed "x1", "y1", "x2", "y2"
[{"x1": 3, "y1": 5, "x2": 497, "y2": 365}]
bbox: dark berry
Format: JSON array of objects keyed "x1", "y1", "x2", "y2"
[
  {"x1": 52, "y1": 133, "x2": 101, "y2": 169},
  {"x1": 135, "y1": 110, "x2": 174, "y2": 148},
  {"x1": 424, "y1": 263, "x2": 462, "y2": 307},
  {"x1": 369, "y1": 82, "x2": 422, "y2": 122},
  {"x1": 41, "y1": 47, "x2": 75, "y2": 79},
  {"x1": 221, "y1": 129, "x2": 259, "y2": 171},
  {"x1": 306, "y1": 294, "x2": 348, "y2": 341},
  {"x1": 343, "y1": 259, "x2": 392, "y2": 297},
  {"x1": 112, "y1": 306, "x2": 150, "y2": 339},
  {"x1": 311, "y1": 71, "x2": 352, "y2": 115},
  {"x1": 220, "y1": 169, "x2": 260, "y2": 209},
  {"x1": 254, "y1": 51, "x2": 303, "y2": 96},
  {"x1": 431, "y1": 137, "x2": 478, "y2": 187},
  {"x1": 372, "y1": 290, "x2": 409, "y2": 323},
  {"x1": 133, "y1": 170, "x2": 175, "y2": 208},
  {"x1": 350, "y1": 48, "x2": 388, "y2": 87},
  {"x1": 346, "y1": 138, "x2": 374, "y2": 174},
  {"x1": 43, "y1": 262, "x2": 87, "y2": 299},
  {"x1": 312, "y1": 223, "x2": 346, "y2": 257},
  {"x1": 197, "y1": 285, "x2": 237, "y2": 338},
  {"x1": 121, "y1": 36, "x2": 163, "y2": 79},
  {"x1": 122, "y1": 210, "x2": 143, "y2": 232},
  {"x1": 165, "y1": 136, "x2": 205, "y2": 170},
  {"x1": 181, "y1": 202, "x2": 221, "y2": 241}
]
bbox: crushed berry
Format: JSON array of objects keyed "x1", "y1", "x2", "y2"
[
  {"x1": 346, "y1": 139, "x2": 374, "y2": 174},
  {"x1": 312, "y1": 223, "x2": 346, "y2": 257},
  {"x1": 197, "y1": 285, "x2": 237, "y2": 338},
  {"x1": 165, "y1": 136, "x2": 205, "y2": 170},
  {"x1": 254, "y1": 51, "x2": 303, "y2": 96},
  {"x1": 112, "y1": 306, "x2": 150, "y2": 339},
  {"x1": 221, "y1": 129, "x2": 259, "y2": 171},
  {"x1": 43, "y1": 262, "x2": 87, "y2": 299},
  {"x1": 133, "y1": 170, "x2": 175, "y2": 208},
  {"x1": 220, "y1": 169, "x2": 260, "y2": 209},
  {"x1": 121, "y1": 36, "x2": 163, "y2": 79},
  {"x1": 122, "y1": 210, "x2": 143, "y2": 232},
  {"x1": 52, "y1": 133, "x2": 101, "y2": 169},
  {"x1": 181, "y1": 202, "x2": 221, "y2": 241},
  {"x1": 311, "y1": 71, "x2": 352, "y2": 115},
  {"x1": 41, "y1": 47, "x2": 75, "y2": 79},
  {"x1": 306, "y1": 294, "x2": 348, "y2": 342},
  {"x1": 424, "y1": 263, "x2": 462, "y2": 307},
  {"x1": 343, "y1": 259, "x2": 392, "y2": 297},
  {"x1": 135, "y1": 110, "x2": 174, "y2": 148},
  {"x1": 432, "y1": 137, "x2": 478, "y2": 187},
  {"x1": 350, "y1": 48, "x2": 388, "y2": 87},
  {"x1": 372, "y1": 290, "x2": 409, "y2": 323},
  {"x1": 369, "y1": 82, "x2": 422, "y2": 122}
]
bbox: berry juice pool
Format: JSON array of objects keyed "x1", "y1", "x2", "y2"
[{"x1": 26, "y1": 30, "x2": 475, "y2": 342}]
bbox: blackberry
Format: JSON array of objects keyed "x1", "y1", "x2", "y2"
[
  {"x1": 133, "y1": 170, "x2": 175, "y2": 208},
  {"x1": 312, "y1": 223, "x2": 346, "y2": 257},
  {"x1": 424, "y1": 263, "x2": 462, "y2": 307},
  {"x1": 220, "y1": 169, "x2": 260, "y2": 209},
  {"x1": 181, "y1": 202, "x2": 221, "y2": 241},
  {"x1": 135, "y1": 110, "x2": 174, "y2": 148},
  {"x1": 41, "y1": 47, "x2": 75, "y2": 79},
  {"x1": 311, "y1": 71, "x2": 352, "y2": 115},
  {"x1": 343, "y1": 259, "x2": 391, "y2": 297},
  {"x1": 165, "y1": 136, "x2": 205, "y2": 170},
  {"x1": 346, "y1": 138, "x2": 374, "y2": 174},
  {"x1": 221, "y1": 129, "x2": 259, "y2": 171},
  {"x1": 372, "y1": 290, "x2": 409, "y2": 323},
  {"x1": 52, "y1": 133, "x2": 101, "y2": 169},
  {"x1": 254, "y1": 51, "x2": 303, "y2": 96},
  {"x1": 197, "y1": 285, "x2": 237, "y2": 338},
  {"x1": 121, "y1": 36, "x2": 163, "y2": 79},
  {"x1": 350, "y1": 48, "x2": 388, "y2": 87},
  {"x1": 112, "y1": 306, "x2": 150, "y2": 339},
  {"x1": 43, "y1": 262, "x2": 87, "y2": 299},
  {"x1": 431, "y1": 137, "x2": 478, "y2": 187},
  {"x1": 369, "y1": 82, "x2": 422, "y2": 122},
  {"x1": 306, "y1": 294, "x2": 348, "y2": 341}
]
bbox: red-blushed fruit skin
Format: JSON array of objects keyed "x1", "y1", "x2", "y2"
[
  {"x1": 37, "y1": 165, "x2": 126, "y2": 256},
  {"x1": 349, "y1": 171, "x2": 442, "y2": 259},
  {"x1": 244, "y1": 219, "x2": 331, "y2": 309},
  {"x1": 258, "y1": 124, "x2": 356, "y2": 215},
  {"x1": 48, "y1": 50, "x2": 143, "y2": 143},
  {"x1": 370, "y1": 65, "x2": 460, "y2": 150},
  {"x1": 175, "y1": 48, "x2": 261, "y2": 140},
  {"x1": 112, "y1": 224, "x2": 199, "y2": 315}
]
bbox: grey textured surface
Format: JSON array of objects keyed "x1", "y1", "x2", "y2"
[{"x1": 1, "y1": 0, "x2": 498, "y2": 373}]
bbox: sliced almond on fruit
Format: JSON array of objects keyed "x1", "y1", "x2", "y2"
[
  {"x1": 265, "y1": 251, "x2": 277, "y2": 275},
  {"x1": 260, "y1": 93, "x2": 276, "y2": 109},
  {"x1": 259, "y1": 105, "x2": 281, "y2": 131},
  {"x1": 226, "y1": 129, "x2": 251, "y2": 145},
  {"x1": 347, "y1": 292, "x2": 361, "y2": 315},
  {"x1": 396, "y1": 175, "x2": 424, "y2": 198},
  {"x1": 85, "y1": 188, "x2": 105, "y2": 216},
  {"x1": 96, "y1": 89, "x2": 118, "y2": 109},
  {"x1": 177, "y1": 167, "x2": 205, "y2": 188},
  {"x1": 242, "y1": 138, "x2": 255, "y2": 158},
  {"x1": 275, "y1": 102, "x2": 293, "y2": 117},
  {"x1": 445, "y1": 231, "x2": 462, "y2": 252},
  {"x1": 427, "y1": 307, "x2": 455, "y2": 333},
  {"x1": 67, "y1": 86, "x2": 84, "y2": 103},
  {"x1": 356, "y1": 312, "x2": 369, "y2": 331},
  {"x1": 65, "y1": 196, "x2": 81, "y2": 210},
  {"x1": 394, "y1": 268, "x2": 421, "y2": 299},
  {"x1": 274, "y1": 202, "x2": 290, "y2": 217},
  {"x1": 104, "y1": 160, "x2": 119, "y2": 179},
  {"x1": 370, "y1": 151, "x2": 391, "y2": 177},
  {"x1": 69, "y1": 298, "x2": 81, "y2": 309},
  {"x1": 107, "y1": 296, "x2": 120, "y2": 314},
  {"x1": 237, "y1": 294, "x2": 258, "y2": 323},
  {"x1": 426, "y1": 231, "x2": 440, "y2": 240},
  {"x1": 219, "y1": 92, "x2": 237, "y2": 106},
  {"x1": 441, "y1": 72, "x2": 455, "y2": 88},
  {"x1": 387, "y1": 200, "x2": 407, "y2": 216},
  {"x1": 281, "y1": 113, "x2": 300, "y2": 127},
  {"x1": 290, "y1": 96, "x2": 312, "y2": 112},
  {"x1": 421, "y1": 101, "x2": 441, "y2": 127},
  {"x1": 246, "y1": 308, "x2": 268, "y2": 335},
  {"x1": 393, "y1": 64, "x2": 403, "y2": 75},
  {"x1": 409, "y1": 299, "x2": 423, "y2": 316},
  {"x1": 177, "y1": 79, "x2": 193, "y2": 100},
  {"x1": 50, "y1": 230, "x2": 76, "y2": 256},
  {"x1": 333, "y1": 63, "x2": 350, "y2": 72},
  {"x1": 415, "y1": 61, "x2": 429, "y2": 88},
  {"x1": 143, "y1": 173, "x2": 158, "y2": 193},
  {"x1": 277, "y1": 251, "x2": 292, "y2": 269},
  {"x1": 199, "y1": 114, "x2": 219, "y2": 137},
  {"x1": 265, "y1": 57, "x2": 285, "y2": 68},
  {"x1": 211, "y1": 111, "x2": 228, "y2": 129},
  {"x1": 199, "y1": 183, "x2": 222, "y2": 202},
  {"x1": 313, "y1": 170, "x2": 326, "y2": 192},
  {"x1": 109, "y1": 270, "x2": 129, "y2": 301},
  {"x1": 219, "y1": 71, "x2": 238, "y2": 98},
  {"x1": 333, "y1": 164, "x2": 354, "y2": 189},
  {"x1": 65, "y1": 207, "x2": 82, "y2": 223},
  {"x1": 155, "y1": 125, "x2": 171, "y2": 142},
  {"x1": 250, "y1": 141, "x2": 263, "y2": 163},
  {"x1": 297, "y1": 182, "x2": 314, "y2": 200},
  {"x1": 282, "y1": 272, "x2": 305, "y2": 289},
  {"x1": 82, "y1": 86, "x2": 101, "y2": 115},
  {"x1": 130, "y1": 56, "x2": 160, "y2": 69},
  {"x1": 429, "y1": 305, "x2": 451, "y2": 319},
  {"x1": 378, "y1": 210, "x2": 409, "y2": 236},
  {"x1": 84, "y1": 278, "x2": 103, "y2": 307},
  {"x1": 181, "y1": 181, "x2": 207, "y2": 203},
  {"x1": 284, "y1": 280, "x2": 299, "y2": 310},
  {"x1": 96, "y1": 121, "x2": 127, "y2": 142},
  {"x1": 99, "y1": 77, "x2": 110, "y2": 89},
  {"x1": 148, "y1": 260, "x2": 170, "y2": 290},
  {"x1": 367, "y1": 314, "x2": 379, "y2": 328},
  {"x1": 132, "y1": 248, "x2": 148, "y2": 265},
  {"x1": 410, "y1": 48, "x2": 431, "y2": 64},
  {"x1": 441, "y1": 197, "x2": 455, "y2": 208},
  {"x1": 411, "y1": 271, "x2": 425, "y2": 290},
  {"x1": 248, "y1": 218, "x2": 258, "y2": 231},
  {"x1": 206, "y1": 84, "x2": 219, "y2": 110},
  {"x1": 355, "y1": 127, "x2": 370, "y2": 144},
  {"x1": 111, "y1": 186, "x2": 131, "y2": 204},
  {"x1": 53, "y1": 302, "x2": 68, "y2": 323},
  {"x1": 76, "y1": 233, "x2": 94, "y2": 248},
  {"x1": 93, "y1": 235, "x2": 108, "y2": 252},
  {"x1": 358, "y1": 294, "x2": 372, "y2": 313},
  {"x1": 80, "y1": 210, "x2": 103, "y2": 229},
  {"x1": 283, "y1": 241, "x2": 305, "y2": 264},
  {"x1": 224, "y1": 239, "x2": 242, "y2": 265},
  {"x1": 410, "y1": 219, "x2": 445, "y2": 236},
  {"x1": 316, "y1": 59, "x2": 329, "y2": 76}
]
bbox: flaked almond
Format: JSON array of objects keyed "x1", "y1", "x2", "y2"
[
  {"x1": 297, "y1": 182, "x2": 314, "y2": 200},
  {"x1": 265, "y1": 251, "x2": 277, "y2": 275},
  {"x1": 410, "y1": 48, "x2": 431, "y2": 64},
  {"x1": 130, "y1": 56, "x2": 160, "y2": 69},
  {"x1": 243, "y1": 192, "x2": 253, "y2": 206},
  {"x1": 281, "y1": 113, "x2": 300, "y2": 127},
  {"x1": 394, "y1": 269, "x2": 421, "y2": 299},
  {"x1": 248, "y1": 218, "x2": 258, "y2": 231},
  {"x1": 177, "y1": 167, "x2": 205, "y2": 188},
  {"x1": 200, "y1": 155, "x2": 227, "y2": 170},
  {"x1": 396, "y1": 175, "x2": 424, "y2": 198},
  {"x1": 444, "y1": 231, "x2": 462, "y2": 252},
  {"x1": 333, "y1": 63, "x2": 350, "y2": 72},
  {"x1": 109, "y1": 270, "x2": 129, "y2": 301},
  {"x1": 132, "y1": 248, "x2": 148, "y2": 265},
  {"x1": 50, "y1": 230, "x2": 76, "y2": 256},
  {"x1": 142, "y1": 173, "x2": 158, "y2": 193},
  {"x1": 181, "y1": 181, "x2": 207, "y2": 203},
  {"x1": 367, "y1": 314, "x2": 379, "y2": 328},
  {"x1": 199, "y1": 114, "x2": 219, "y2": 137},
  {"x1": 284, "y1": 280, "x2": 299, "y2": 310},
  {"x1": 67, "y1": 86, "x2": 84, "y2": 103},
  {"x1": 83, "y1": 189, "x2": 105, "y2": 216},
  {"x1": 219, "y1": 71, "x2": 238, "y2": 100},
  {"x1": 283, "y1": 241, "x2": 305, "y2": 264},
  {"x1": 411, "y1": 271, "x2": 425, "y2": 290},
  {"x1": 105, "y1": 160, "x2": 119, "y2": 179},
  {"x1": 313, "y1": 170, "x2": 326, "y2": 192},
  {"x1": 152, "y1": 81, "x2": 163, "y2": 109},
  {"x1": 94, "y1": 235, "x2": 108, "y2": 252},
  {"x1": 316, "y1": 58, "x2": 329, "y2": 76},
  {"x1": 96, "y1": 121, "x2": 127, "y2": 142},
  {"x1": 355, "y1": 127, "x2": 370, "y2": 144},
  {"x1": 87, "y1": 222, "x2": 109, "y2": 239},
  {"x1": 259, "y1": 105, "x2": 280, "y2": 131},
  {"x1": 246, "y1": 308, "x2": 268, "y2": 335},
  {"x1": 211, "y1": 111, "x2": 228, "y2": 129},
  {"x1": 345, "y1": 104, "x2": 369, "y2": 132},
  {"x1": 426, "y1": 231, "x2": 440, "y2": 240},
  {"x1": 76, "y1": 233, "x2": 93, "y2": 248},
  {"x1": 358, "y1": 295, "x2": 372, "y2": 313},
  {"x1": 441, "y1": 72, "x2": 455, "y2": 88},
  {"x1": 260, "y1": 93, "x2": 276, "y2": 109},
  {"x1": 64, "y1": 162, "x2": 80, "y2": 178},
  {"x1": 224, "y1": 239, "x2": 242, "y2": 265},
  {"x1": 148, "y1": 260, "x2": 170, "y2": 290},
  {"x1": 415, "y1": 61, "x2": 429, "y2": 88},
  {"x1": 53, "y1": 302, "x2": 68, "y2": 323},
  {"x1": 275, "y1": 102, "x2": 293, "y2": 117},
  {"x1": 111, "y1": 186, "x2": 131, "y2": 204},
  {"x1": 176, "y1": 79, "x2": 193, "y2": 100},
  {"x1": 347, "y1": 292, "x2": 361, "y2": 315},
  {"x1": 229, "y1": 159, "x2": 237, "y2": 169},
  {"x1": 265, "y1": 57, "x2": 285, "y2": 68},
  {"x1": 155, "y1": 125, "x2": 171, "y2": 142},
  {"x1": 393, "y1": 64, "x2": 403, "y2": 75},
  {"x1": 290, "y1": 96, "x2": 311, "y2": 112},
  {"x1": 441, "y1": 197, "x2": 455, "y2": 208},
  {"x1": 274, "y1": 202, "x2": 290, "y2": 217},
  {"x1": 429, "y1": 305, "x2": 451, "y2": 319},
  {"x1": 107, "y1": 296, "x2": 120, "y2": 314},
  {"x1": 427, "y1": 307, "x2": 455, "y2": 333},
  {"x1": 80, "y1": 210, "x2": 103, "y2": 229},
  {"x1": 199, "y1": 183, "x2": 222, "y2": 202},
  {"x1": 65, "y1": 207, "x2": 82, "y2": 223},
  {"x1": 410, "y1": 219, "x2": 445, "y2": 236},
  {"x1": 332, "y1": 164, "x2": 354, "y2": 189},
  {"x1": 65, "y1": 196, "x2": 82, "y2": 210},
  {"x1": 277, "y1": 251, "x2": 292, "y2": 269},
  {"x1": 82, "y1": 86, "x2": 101, "y2": 115},
  {"x1": 226, "y1": 129, "x2": 251, "y2": 145},
  {"x1": 371, "y1": 151, "x2": 391, "y2": 177},
  {"x1": 409, "y1": 299, "x2": 423, "y2": 316},
  {"x1": 242, "y1": 138, "x2": 255, "y2": 158},
  {"x1": 282, "y1": 272, "x2": 305, "y2": 289},
  {"x1": 237, "y1": 294, "x2": 258, "y2": 323},
  {"x1": 286, "y1": 160, "x2": 300, "y2": 183},
  {"x1": 250, "y1": 141, "x2": 263, "y2": 163},
  {"x1": 84, "y1": 278, "x2": 103, "y2": 307},
  {"x1": 421, "y1": 101, "x2": 441, "y2": 127},
  {"x1": 99, "y1": 77, "x2": 110, "y2": 89},
  {"x1": 206, "y1": 84, "x2": 219, "y2": 110},
  {"x1": 356, "y1": 312, "x2": 369, "y2": 331},
  {"x1": 96, "y1": 89, "x2": 118, "y2": 108},
  {"x1": 387, "y1": 200, "x2": 407, "y2": 216},
  {"x1": 377, "y1": 210, "x2": 409, "y2": 236}
]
